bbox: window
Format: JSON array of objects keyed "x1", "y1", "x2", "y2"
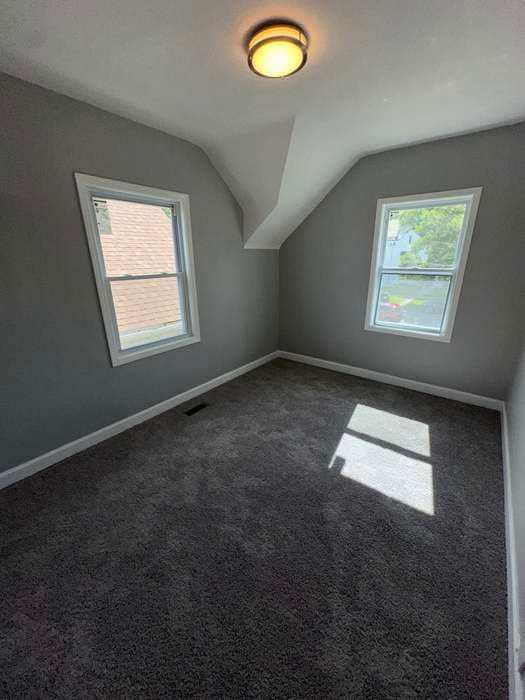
[
  {"x1": 365, "y1": 188, "x2": 482, "y2": 342},
  {"x1": 75, "y1": 174, "x2": 200, "y2": 366}
]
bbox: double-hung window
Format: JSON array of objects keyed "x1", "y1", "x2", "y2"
[
  {"x1": 76, "y1": 174, "x2": 200, "y2": 366},
  {"x1": 365, "y1": 188, "x2": 482, "y2": 342}
]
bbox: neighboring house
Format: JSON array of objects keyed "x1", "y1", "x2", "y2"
[
  {"x1": 96, "y1": 199, "x2": 181, "y2": 336},
  {"x1": 383, "y1": 211, "x2": 421, "y2": 268},
  {"x1": 384, "y1": 228, "x2": 419, "y2": 267}
]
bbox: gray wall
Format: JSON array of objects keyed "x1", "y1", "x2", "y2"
[
  {"x1": 280, "y1": 124, "x2": 525, "y2": 399},
  {"x1": 1, "y1": 73, "x2": 278, "y2": 472},
  {"x1": 507, "y1": 335, "x2": 525, "y2": 669}
]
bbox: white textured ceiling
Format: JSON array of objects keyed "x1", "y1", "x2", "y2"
[{"x1": 2, "y1": 1, "x2": 525, "y2": 248}]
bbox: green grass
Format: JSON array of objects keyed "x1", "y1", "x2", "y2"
[{"x1": 387, "y1": 294, "x2": 425, "y2": 306}]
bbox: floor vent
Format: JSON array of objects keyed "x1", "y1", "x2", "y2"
[{"x1": 184, "y1": 402, "x2": 208, "y2": 416}]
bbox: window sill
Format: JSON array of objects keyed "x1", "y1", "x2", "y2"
[
  {"x1": 364, "y1": 322, "x2": 451, "y2": 343},
  {"x1": 111, "y1": 333, "x2": 200, "y2": 366},
  {"x1": 120, "y1": 321, "x2": 185, "y2": 350}
]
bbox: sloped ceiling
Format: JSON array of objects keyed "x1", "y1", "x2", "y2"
[{"x1": 2, "y1": 1, "x2": 525, "y2": 249}]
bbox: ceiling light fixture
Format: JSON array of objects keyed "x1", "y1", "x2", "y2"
[{"x1": 247, "y1": 22, "x2": 308, "y2": 79}]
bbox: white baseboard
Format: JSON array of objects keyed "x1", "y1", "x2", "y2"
[
  {"x1": 0, "y1": 351, "x2": 279, "y2": 491},
  {"x1": 3, "y1": 348, "x2": 503, "y2": 493},
  {"x1": 501, "y1": 405, "x2": 523, "y2": 700},
  {"x1": 278, "y1": 350, "x2": 504, "y2": 411}
]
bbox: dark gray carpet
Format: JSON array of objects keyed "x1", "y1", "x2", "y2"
[{"x1": 0, "y1": 359, "x2": 507, "y2": 698}]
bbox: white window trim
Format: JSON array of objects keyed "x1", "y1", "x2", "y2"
[
  {"x1": 75, "y1": 173, "x2": 200, "y2": 366},
  {"x1": 364, "y1": 187, "x2": 482, "y2": 343}
]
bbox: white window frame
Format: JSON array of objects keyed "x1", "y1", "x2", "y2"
[
  {"x1": 365, "y1": 187, "x2": 482, "y2": 343},
  {"x1": 75, "y1": 173, "x2": 200, "y2": 366}
]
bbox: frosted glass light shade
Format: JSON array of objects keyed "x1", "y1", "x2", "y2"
[{"x1": 248, "y1": 23, "x2": 308, "y2": 78}]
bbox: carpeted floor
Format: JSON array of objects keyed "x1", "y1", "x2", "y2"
[{"x1": 0, "y1": 359, "x2": 507, "y2": 698}]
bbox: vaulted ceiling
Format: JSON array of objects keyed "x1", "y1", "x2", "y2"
[{"x1": 2, "y1": 1, "x2": 525, "y2": 248}]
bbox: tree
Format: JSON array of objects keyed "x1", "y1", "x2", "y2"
[{"x1": 398, "y1": 205, "x2": 465, "y2": 268}]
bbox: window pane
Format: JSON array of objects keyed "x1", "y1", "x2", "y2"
[
  {"x1": 375, "y1": 273, "x2": 451, "y2": 333},
  {"x1": 110, "y1": 277, "x2": 185, "y2": 350},
  {"x1": 383, "y1": 203, "x2": 466, "y2": 269},
  {"x1": 93, "y1": 198, "x2": 179, "y2": 276}
]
